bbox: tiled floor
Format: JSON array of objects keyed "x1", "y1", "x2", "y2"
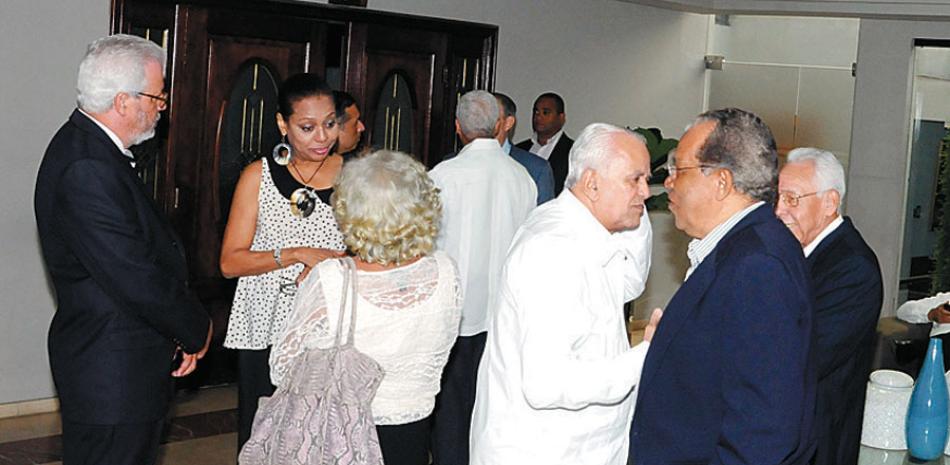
[
  {"x1": 0, "y1": 327, "x2": 648, "y2": 465},
  {"x1": 0, "y1": 385, "x2": 239, "y2": 465}
]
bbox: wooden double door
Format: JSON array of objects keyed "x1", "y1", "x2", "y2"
[{"x1": 111, "y1": 0, "x2": 496, "y2": 384}]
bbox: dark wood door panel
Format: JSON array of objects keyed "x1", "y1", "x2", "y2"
[{"x1": 195, "y1": 35, "x2": 309, "y2": 281}]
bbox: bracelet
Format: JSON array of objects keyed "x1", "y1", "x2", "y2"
[{"x1": 273, "y1": 248, "x2": 283, "y2": 268}]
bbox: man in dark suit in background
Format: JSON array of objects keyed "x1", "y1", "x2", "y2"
[
  {"x1": 34, "y1": 34, "x2": 211, "y2": 465},
  {"x1": 630, "y1": 108, "x2": 816, "y2": 465},
  {"x1": 776, "y1": 148, "x2": 882, "y2": 465},
  {"x1": 494, "y1": 92, "x2": 555, "y2": 204},
  {"x1": 517, "y1": 92, "x2": 573, "y2": 195}
]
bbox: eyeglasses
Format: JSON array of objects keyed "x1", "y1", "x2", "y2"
[
  {"x1": 137, "y1": 91, "x2": 168, "y2": 110},
  {"x1": 664, "y1": 158, "x2": 717, "y2": 177},
  {"x1": 778, "y1": 191, "x2": 823, "y2": 208}
]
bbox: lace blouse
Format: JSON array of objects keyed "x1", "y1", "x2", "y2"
[{"x1": 270, "y1": 251, "x2": 462, "y2": 425}]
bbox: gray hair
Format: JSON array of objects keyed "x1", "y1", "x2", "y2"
[
  {"x1": 77, "y1": 34, "x2": 166, "y2": 113},
  {"x1": 332, "y1": 150, "x2": 442, "y2": 265},
  {"x1": 786, "y1": 147, "x2": 846, "y2": 212},
  {"x1": 564, "y1": 123, "x2": 646, "y2": 189},
  {"x1": 456, "y1": 90, "x2": 499, "y2": 139},
  {"x1": 692, "y1": 108, "x2": 778, "y2": 204}
]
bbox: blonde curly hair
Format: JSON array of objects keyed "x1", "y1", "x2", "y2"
[{"x1": 332, "y1": 150, "x2": 442, "y2": 265}]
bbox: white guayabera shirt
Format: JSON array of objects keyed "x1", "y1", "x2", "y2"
[
  {"x1": 429, "y1": 138, "x2": 537, "y2": 337},
  {"x1": 470, "y1": 190, "x2": 653, "y2": 465}
]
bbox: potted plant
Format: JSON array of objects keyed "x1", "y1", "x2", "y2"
[{"x1": 630, "y1": 127, "x2": 677, "y2": 211}]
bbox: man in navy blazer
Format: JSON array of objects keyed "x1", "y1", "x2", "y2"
[
  {"x1": 516, "y1": 92, "x2": 573, "y2": 196},
  {"x1": 495, "y1": 93, "x2": 555, "y2": 204},
  {"x1": 629, "y1": 108, "x2": 816, "y2": 465},
  {"x1": 776, "y1": 148, "x2": 882, "y2": 465},
  {"x1": 34, "y1": 35, "x2": 211, "y2": 465}
]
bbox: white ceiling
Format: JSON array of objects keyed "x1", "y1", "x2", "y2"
[{"x1": 619, "y1": 0, "x2": 950, "y2": 18}]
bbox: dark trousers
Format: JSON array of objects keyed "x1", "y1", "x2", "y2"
[
  {"x1": 237, "y1": 347, "x2": 276, "y2": 452},
  {"x1": 431, "y1": 332, "x2": 487, "y2": 465},
  {"x1": 377, "y1": 416, "x2": 432, "y2": 465},
  {"x1": 61, "y1": 418, "x2": 164, "y2": 465}
]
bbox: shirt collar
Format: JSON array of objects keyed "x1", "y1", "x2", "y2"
[
  {"x1": 559, "y1": 190, "x2": 628, "y2": 266},
  {"x1": 685, "y1": 201, "x2": 764, "y2": 280},
  {"x1": 803, "y1": 215, "x2": 844, "y2": 257},
  {"x1": 502, "y1": 138, "x2": 512, "y2": 154},
  {"x1": 78, "y1": 108, "x2": 136, "y2": 162},
  {"x1": 531, "y1": 128, "x2": 563, "y2": 148},
  {"x1": 458, "y1": 137, "x2": 503, "y2": 157}
]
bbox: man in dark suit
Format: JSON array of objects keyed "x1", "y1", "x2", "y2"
[
  {"x1": 629, "y1": 108, "x2": 816, "y2": 465},
  {"x1": 494, "y1": 92, "x2": 555, "y2": 204},
  {"x1": 34, "y1": 34, "x2": 211, "y2": 465},
  {"x1": 516, "y1": 92, "x2": 573, "y2": 195},
  {"x1": 776, "y1": 148, "x2": 882, "y2": 465}
]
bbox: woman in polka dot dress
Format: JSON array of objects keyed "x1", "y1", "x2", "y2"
[{"x1": 219, "y1": 73, "x2": 346, "y2": 452}]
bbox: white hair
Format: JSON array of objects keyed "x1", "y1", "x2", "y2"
[
  {"x1": 333, "y1": 150, "x2": 441, "y2": 265},
  {"x1": 456, "y1": 90, "x2": 499, "y2": 139},
  {"x1": 564, "y1": 123, "x2": 646, "y2": 189},
  {"x1": 786, "y1": 147, "x2": 846, "y2": 212},
  {"x1": 77, "y1": 34, "x2": 166, "y2": 113}
]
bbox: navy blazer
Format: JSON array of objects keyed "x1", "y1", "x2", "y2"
[
  {"x1": 517, "y1": 133, "x2": 573, "y2": 196},
  {"x1": 508, "y1": 144, "x2": 555, "y2": 204},
  {"x1": 34, "y1": 110, "x2": 209, "y2": 424},
  {"x1": 807, "y1": 218, "x2": 882, "y2": 465},
  {"x1": 630, "y1": 204, "x2": 816, "y2": 465},
  {"x1": 443, "y1": 143, "x2": 554, "y2": 205}
]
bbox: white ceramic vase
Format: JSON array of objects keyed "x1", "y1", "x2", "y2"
[{"x1": 861, "y1": 369, "x2": 914, "y2": 450}]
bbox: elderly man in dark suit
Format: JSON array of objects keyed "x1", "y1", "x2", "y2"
[
  {"x1": 630, "y1": 108, "x2": 816, "y2": 465},
  {"x1": 34, "y1": 34, "x2": 211, "y2": 465},
  {"x1": 776, "y1": 148, "x2": 882, "y2": 465},
  {"x1": 517, "y1": 92, "x2": 573, "y2": 195}
]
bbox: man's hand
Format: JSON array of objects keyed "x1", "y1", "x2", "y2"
[
  {"x1": 928, "y1": 303, "x2": 950, "y2": 324},
  {"x1": 172, "y1": 319, "x2": 213, "y2": 377},
  {"x1": 643, "y1": 308, "x2": 664, "y2": 342}
]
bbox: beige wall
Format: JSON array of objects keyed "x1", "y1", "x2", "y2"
[
  {"x1": 0, "y1": 0, "x2": 111, "y2": 404},
  {"x1": 338, "y1": 0, "x2": 711, "y2": 141}
]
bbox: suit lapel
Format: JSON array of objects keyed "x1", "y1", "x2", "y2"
[
  {"x1": 639, "y1": 205, "x2": 770, "y2": 388},
  {"x1": 69, "y1": 110, "x2": 187, "y2": 260},
  {"x1": 806, "y1": 217, "x2": 851, "y2": 267},
  {"x1": 639, "y1": 249, "x2": 717, "y2": 388}
]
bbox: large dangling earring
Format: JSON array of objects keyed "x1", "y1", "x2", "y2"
[{"x1": 273, "y1": 135, "x2": 292, "y2": 166}]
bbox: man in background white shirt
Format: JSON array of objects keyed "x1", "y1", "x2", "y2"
[
  {"x1": 470, "y1": 123, "x2": 660, "y2": 465},
  {"x1": 429, "y1": 90, "x2": 537, "y2": 465}
]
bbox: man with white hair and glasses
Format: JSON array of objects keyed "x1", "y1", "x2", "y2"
[
  {"x1": 775, "y1": 147, "x2": 882, "y2": 465},
  {"x1": 34, "y1": 34, "x2": 211, "y2": 465},
  {"x1": 470, "y1": 123, "x2": 658, "y2": 465},
  {"x1": 429, "y1": 90, "x2": 536, "y2": 465}
]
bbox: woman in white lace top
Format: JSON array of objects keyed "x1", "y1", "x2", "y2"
[{"x1": 270, "y1": 149, "x2": 462, "y2": 465}]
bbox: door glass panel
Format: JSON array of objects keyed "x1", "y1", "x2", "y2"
[
  {"x1": 899, "y1": 44, "x2": 950, "y2": 303},
  {"x1": 372, "y1": 72, "x2": 415, "y2": 153},
  {"x1": 218, "y1": 61, "x2": 281, "y2": 223}
]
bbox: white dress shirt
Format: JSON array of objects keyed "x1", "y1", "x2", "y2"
[
  {"x1": 528, "y1": 129, "x2": 565, "y2": 161},
  {"x1": 470, "y1": 190, "x2": 653, "y2": 465},
  {"x1": 897, "y1": 292, "x2": 950, "y2": 337},
  {"x1": 803, "y1": 215, "x2": 843, "y2": 258},
  {"x1": 429, "y1": 138, "x2": 536, "y2": 336}
]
